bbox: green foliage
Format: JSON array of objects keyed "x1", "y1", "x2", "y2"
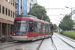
[
  {"x1": 28, "y1": 3, "x2": 50, "y2": 22},
  {"x1": 62, "y1": 31, "x2": 75, "y2": 38},
  {"x1": 59, "y1": 14, "x2": 74, "y2": 30}
]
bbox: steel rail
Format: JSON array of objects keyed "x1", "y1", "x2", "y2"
[
  {"x1": 51, "y1": 37, "x2": 57, "y2": 50},
  {"x1": 37, "y1": 39, "x2": 44, "y2": 50}
]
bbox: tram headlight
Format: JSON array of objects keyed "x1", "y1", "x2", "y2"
[
  {"x1": 23, "y1": 33, "x2": 25, "y2": 35},
  {"x1": 14, "y1": 33, "x2": 15, "y2": 35}
]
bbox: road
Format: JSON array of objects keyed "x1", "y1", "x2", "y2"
[{"x1": 0, "y1": 33, "x2": 75, "y2": 50}]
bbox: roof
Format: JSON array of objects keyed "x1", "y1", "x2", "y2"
[
  {"x1": 16, "y1": 15, "x2": 37, "y2": 19},
  {"x1": 15, "y1": 15, "x2": 53, "y2": 25}
]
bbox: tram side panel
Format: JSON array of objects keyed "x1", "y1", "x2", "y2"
[{"x1": 27, "y1": 21, "x2": 45, "y2": 40}]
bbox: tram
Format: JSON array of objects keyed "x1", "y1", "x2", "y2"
[{"x1": 12, "y1": 15, "x2": 53, "y2": 41}]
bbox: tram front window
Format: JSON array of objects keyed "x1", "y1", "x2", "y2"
[{"x1": 14, "y1": 20, "x2": 27, "y2": 32}]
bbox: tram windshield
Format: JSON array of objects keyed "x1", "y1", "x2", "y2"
[{"x1": 14, "y1": 20, "x2": 27, "y2": 32}]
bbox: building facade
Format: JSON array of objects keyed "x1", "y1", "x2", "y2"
[
  {"x1": 15, "y1": 0, "x2": 27, "y2": 16},
  {"x1": 27, "y1": 0, "x2": 30, "y2": 13},
  {"x1": 0, "y1": 0, "x2": 15, "y2": 41}
]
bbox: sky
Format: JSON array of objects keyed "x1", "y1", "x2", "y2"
[{"x1": 37, "y1": 0, "x2": 75, "y2": 26}]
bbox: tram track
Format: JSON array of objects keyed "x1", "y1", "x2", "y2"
[
  {"x1": 37, "y1": 37, "x2": 57, "y2": 50},
  {"x1": 37, "y1": 39, "x2": 44, "y2": 50},
  {"x1": 0, "y1": 40, "x2": 44, "y2": 50},
  {"x1": 51, "y1": 37, "x2": 57, "y2": 50},
  {"x1": 0, "y1": 41, "x2": 32, "y2": 49},
  {"x1": 54, "y1": 34, "x2": 75, "y2": 49}
]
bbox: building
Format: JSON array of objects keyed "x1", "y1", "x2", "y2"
[
  {"x1": 15, "y1": 0, "x2": 27, "y2": 16},
  {"x1": 27, "y1": 0, "x2": 30, "y2": 13},
  {"x1": 0, "y1": 0, "x2": 15, "y2": 41}
]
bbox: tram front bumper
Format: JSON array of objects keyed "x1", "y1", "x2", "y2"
[{"x1": 12, "y1": 36, "x2": 28, "y2": 41}]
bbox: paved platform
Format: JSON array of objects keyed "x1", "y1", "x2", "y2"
[
  {"x1": 54, "y1": 33, "x2": 75, "y2": 48},
  {"x1": 39, "y1": 33, "x2": 75, "y2": 50}
]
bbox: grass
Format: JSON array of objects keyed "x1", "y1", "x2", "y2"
[{"x1": 62, "y1": 31, "x2": 75, "y2": 38}]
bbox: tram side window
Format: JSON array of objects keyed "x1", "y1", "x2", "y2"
[
  {"x1": 33, "y1": 21, "x2": 37, "y2": 32},
  {"x1": 45, "y1": 24, "x2": 49, "y2": 33},
  {"x1": 28, "y1": 21, "x2": 34, "y2": 32},
  {"x1": 47, "y1": 24, "x2": 49, "y2": 33},
  {"x1": 37, "y1": 22, "x2": 42, "y2": 33},
  {"x1": 50, "y1": 25, "x2": 53, "y2": 32},
  {"x1": 29, "y1": 21, "x2": 37, "y2": 32},
  {"x1": 41, "y1": 23, "x2": 43, "y2": 33}
]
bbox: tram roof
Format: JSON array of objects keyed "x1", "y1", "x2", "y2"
[
  {"x1": 15, "y1": 15, "x2": 53, "y2": 25},
  {"x1": 16, "y1": 15, "x2": 37, "y2": 19}
]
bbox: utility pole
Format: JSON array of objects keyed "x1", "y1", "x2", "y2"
[
  {"x1": 71, "y1": 8, "x2": 72, "y2": 19},
  {"x1": 65, "y1": 6, "x2": 75, "y2": 30},
  {"x1": 65, "y1": 6, "x2": 73, "y2": 19},
  {"x1": 74, "y1": 17, "x2": 75, "y2": 25}
]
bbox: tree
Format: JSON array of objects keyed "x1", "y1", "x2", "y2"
[
  {"x1": 53, "y1": 24, "x2": 57, "y2": 30},
  {"x1": 59, "y1": 14, "x2": 74, "y2": 30},
  {"x1": 28, "y1": 3, "x2": 50, "y2": 22}
]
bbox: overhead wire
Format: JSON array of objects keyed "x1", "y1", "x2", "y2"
[{"x1": 59, "y1": 0, "x2": 71, "y2": 14}]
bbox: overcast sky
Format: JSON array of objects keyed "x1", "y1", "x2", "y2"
[{"x1": 37, "y1": 0, "x2": 75, "y2": 26}]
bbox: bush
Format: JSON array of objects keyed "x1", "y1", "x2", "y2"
[
  {"x1": 60, "y1": 31, "x2": 64, "y2": 34},
  {"x1": 63, "y1": 31, "x2": 75, "y2": 38},
  {"x1": 60, "y1": 31, "x2": 75, "y2": 38}
]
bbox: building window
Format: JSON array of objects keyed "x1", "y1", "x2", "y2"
[
  {"x1": 11, "y1": 11, "x2": 12, "y2": 17},
  {"x1": 11, "y1": 0, "x2": 12, "y2": 5},
  {"x1": 13, "y1": 12, "x2": 14, "y2": 18},
  {"x1": 2, "y1": 6, "x2": 4, "y2": 14},
  {"x1": 6, "y1": 0, "x2": 7, "y2": 1},
  {"x1": 6, "y1": 8, "x2": 7, "y2": 15},
  {"x1": 0, "y1": 5, "x2": 1, "y2": 13},
  {"x1": 31, "y1": 0, "x2": 33, "y2": 2},
  {"x1": 8, "y1": 9, "x2": 10, "y2": 16},
  {"x1": 8, "y1": 0, "x2": 10, "y2": 3},
  {"x1": 13, "y1": 0, "x2": 14, "y2": 6}
]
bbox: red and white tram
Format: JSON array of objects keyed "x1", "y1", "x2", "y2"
[{"x1": 12, "y1": 15, "x2": 53, "y2": 41}]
